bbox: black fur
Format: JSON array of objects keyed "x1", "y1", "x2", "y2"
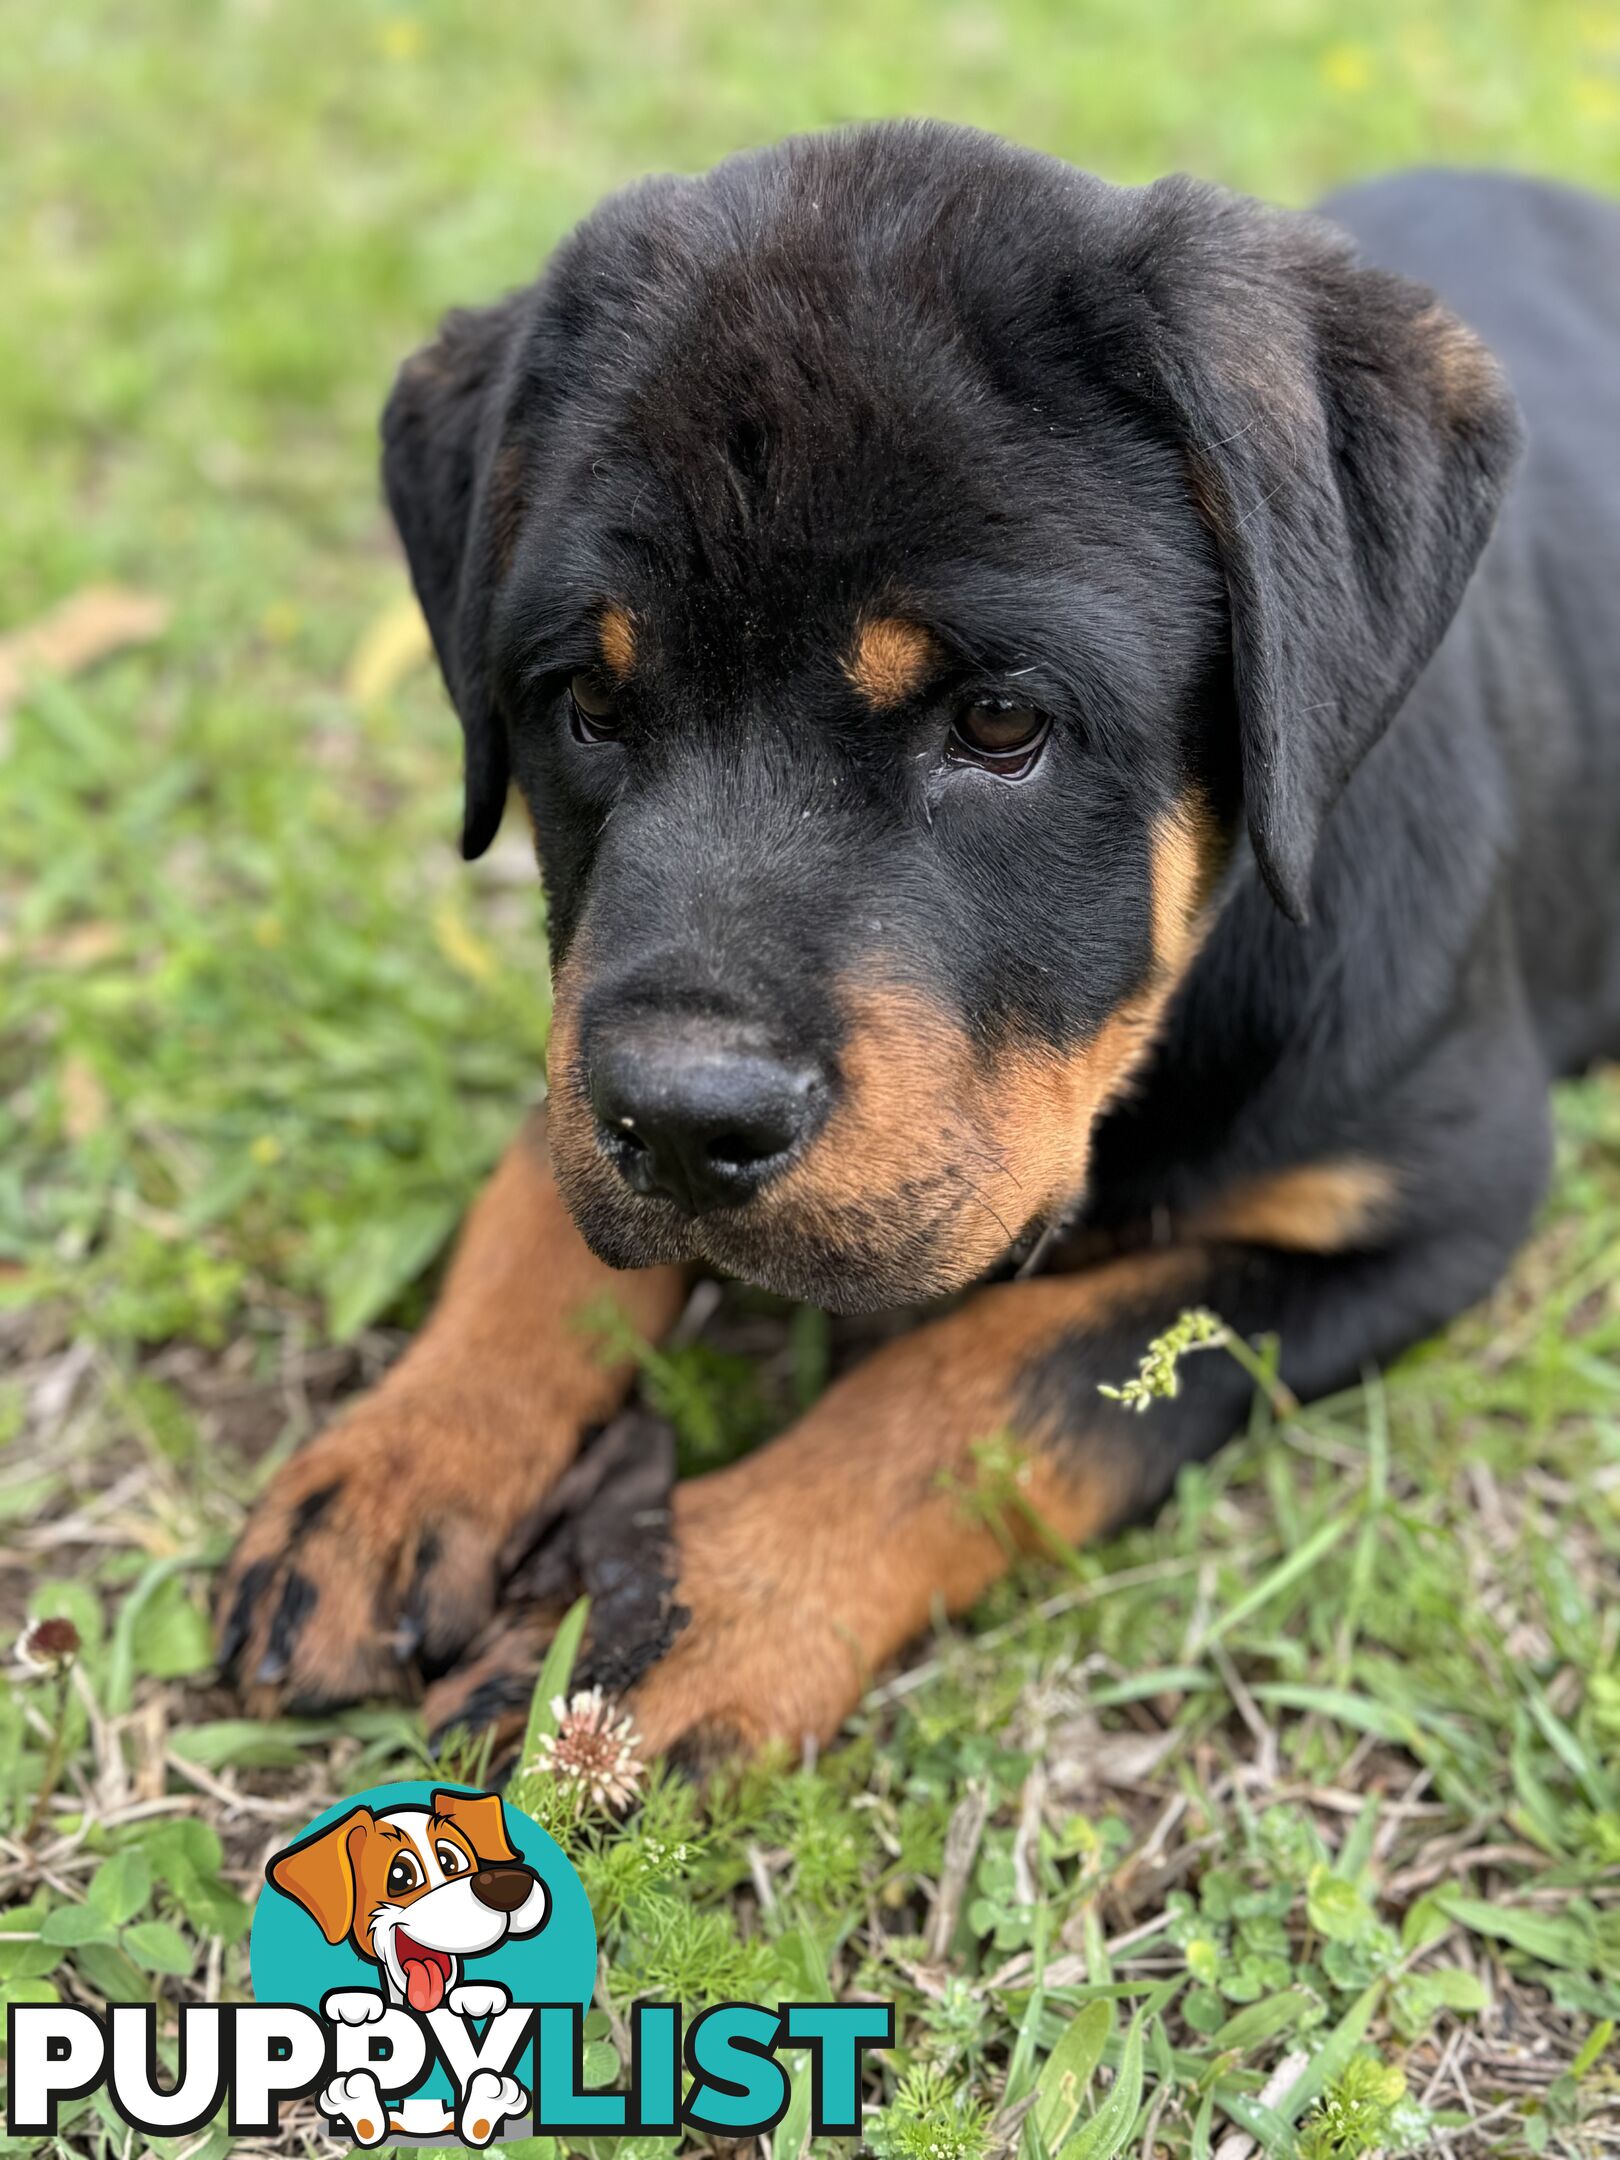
[{"x1": 382, "y1": 123, "x2": 1620, "y2": 1383}]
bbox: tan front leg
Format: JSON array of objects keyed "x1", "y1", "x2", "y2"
[
  {"x1": 623, "y1": 1252, "x2": 1201, "y2": 1757},
  {"x1": 216, "y1": 1109, "x2": 686, "y2": 1708}
]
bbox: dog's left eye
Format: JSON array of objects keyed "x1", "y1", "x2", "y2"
[
  {"x1": 947, "y1": 700, "x2": 1051, "y2": 776},
  {"x1": 386, "y1": 1854, "x2": 422, "y2": 1897},
  {"x1": 435, "y1": 1841, "x2": 468, "y2": 1875},
  {"x1": 569, "y1": 671, "x2": 622, "y2": 744}
]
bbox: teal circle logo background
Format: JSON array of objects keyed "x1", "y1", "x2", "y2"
[{"x1": 250, "y1": 1779, "x2": 596, "y2": 2098}]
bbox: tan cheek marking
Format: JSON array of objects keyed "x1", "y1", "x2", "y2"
[
  {"x1": 1151, "y1": 794, "x2": 1223, "y2": 977},
  {"x1": 980, "y1": 797, "x2": 1227, "y2": 1209},
  {"x1": 598, "y1": 605, "x2": 636, "y2": 682},
  {"x1": 764, "y1": 976, "x2": 1183, "y2": 1281},
  {"x1": 769, "y1": 794, "x2": 1228, "y2": 1274},
  {"x1": 1188, "y1": 1160, "x2": 1398, "y2": 1253},
  {"x1": 844, "y1": 616, "x2": 938, "y2": 710},
  {"x1": 782, "y1": 988, "x2": 974, "y2": 1216},
  {"x1": 543, "y1": 953, "x2": 596, "y2": 1194}
]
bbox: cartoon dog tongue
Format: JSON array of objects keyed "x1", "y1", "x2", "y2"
[{"x1": 403, "y1": 1952, "x2": 446, "y2": 2012}]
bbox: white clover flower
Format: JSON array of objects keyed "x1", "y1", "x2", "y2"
[{"x1": 531, "y1": 1687, "x2": 643, "y2": 1810}]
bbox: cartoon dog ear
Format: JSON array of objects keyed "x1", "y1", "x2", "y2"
[
  {"x1": 430, "y1": 1787, "x2": 518, "y2": 1866},
  {"x1": 381, "y1": 291, "x2": 530, "y2": 861},
  {"x1": 1133, "y1": 180, "x2": 1521, "y2": 924},
  {"x1": 267, "y1": 1806, "x2": 373, "y2": 1944}
]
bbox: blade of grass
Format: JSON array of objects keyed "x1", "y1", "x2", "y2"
[
  {"x1": 1189, "y1": 1515, "x2": 1353, "y2": 1654},
  {"x1": 512, "y1": 1595, "x2": 591, "y2": 1787}
]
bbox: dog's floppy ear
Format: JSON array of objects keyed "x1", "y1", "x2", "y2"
[
  {"x1": 267, "y1": 1805, "x2": 372, "y2": 1944},
  {"x1": 431, "y1": 1786, "x2": 518, "y2": 1865},
  {"x1": 1135, "y1": 182, "x2": 1521, "y2": 923},
  {"x1": 381, "y1": 292, "x2": 529, "y2": 859}
]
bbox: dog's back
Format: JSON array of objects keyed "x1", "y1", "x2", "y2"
[{"x1": 1328, "y1": 171, "x2": 1620, "y2": 1073}]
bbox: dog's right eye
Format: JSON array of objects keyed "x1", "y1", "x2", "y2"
[
  {"x1": 386, "y1": 1854, "x2": 422, "y2": 1897},
  {"x1": 569, "y1": 671, "x2": 622, "y2": 744},
  {"x1": 946, "y1": 699, "x2": 1051, "y2": 776}
]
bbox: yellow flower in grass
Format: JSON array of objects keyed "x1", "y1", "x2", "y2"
[
  {"x1": 378, "y1": 18, "x2": 425, "y2": 62},
  {"x1": 1572, "y1": 77, "x2": 1620, "y2": 124},
  {"x1": 1321, "y1": 42, "x2": 1373, "y2": 94}
]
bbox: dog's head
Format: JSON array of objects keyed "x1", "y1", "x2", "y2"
[
  {"x1": 268, "y1": 1787, "x2": 549, "y2": 2011},
  {"x1": 383, "y1": 122, "x2": 1519, "y2": 1310}
]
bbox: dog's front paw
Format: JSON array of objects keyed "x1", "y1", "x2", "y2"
[
  {"x1": 447, "y1": 1980, "x2": 510, "y2": 2020},
  {"x1": 620, "y1": 1477, "x2": 871, "y2": 1763},
  {"x1": 422, "y1": 1409, "x2": 685, "y2": 1757},
  {"x1": 459, "y1": 2070, "x2": 527, "y2": 2146},
  {"x1": 322, "y1": 1987, "x2": 386, "y2": 2026},
  {"x1": 216, "y1": 1387, "x2": 523, "y2": 1709},
  {"x1": 319, "y1": 2070, "x2": 389, "y2": 2146}
]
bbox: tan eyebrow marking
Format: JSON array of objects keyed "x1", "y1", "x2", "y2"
[
  {"x1": 844, "y1": 616, "x2": 939, "y2": 710},
  {"x1": 598, "y1": 605, "x2": 636, "y2": 682}
]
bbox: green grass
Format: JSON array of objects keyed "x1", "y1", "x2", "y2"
[{"x1": 3, "y1": 2, "x2": 1620, "y2": 2154}]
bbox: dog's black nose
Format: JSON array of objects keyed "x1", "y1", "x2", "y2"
[
  {"x1": 590, "y1": 1026, "x2": 824, "y2": 1215},
  {"x1": 469, "y1": 1864, "x2": 537, "y2": 1912}
]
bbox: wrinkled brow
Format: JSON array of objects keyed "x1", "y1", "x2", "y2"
[
  {"x1": 490, "y1": 534, "x2": 632, "y2": 687},
  {"x1": 908, "y1": 567, "x2": 1183, "y2": 738}
]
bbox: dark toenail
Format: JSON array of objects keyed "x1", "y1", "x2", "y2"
[
  {"x1": 395, "y1": 1532, "x2": 443, "y2": 1664},
  {"x1": 256, "y1": 1569, "x2": 317, "y2": 1683},
  {"x1": 218, "y1": 1558, "x2": 274, "y2": 1675},
  {"x1": 291, "y1": 1483, "x2": 339, "y2": 1536}
]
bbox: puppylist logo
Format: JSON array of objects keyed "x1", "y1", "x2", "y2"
[{"x1": 8, "y1": 1780, "x2": 894, "y2": 2148}]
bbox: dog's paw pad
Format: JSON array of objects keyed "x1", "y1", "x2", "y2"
[
  {"x1": 319, "y1": 2069, "x2": 388, "y2": 2145},
  {"x1": 459, "y1": 2070, "x2": 527, "y2": 2146}
]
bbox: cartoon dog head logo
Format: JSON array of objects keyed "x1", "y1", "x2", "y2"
[
  {"x1": 268, "y1": 1786, "x2": 551, "y2": 2014},
  {"x1": 253, "y1": 1780, "x2": 596, "y2": 2147}
]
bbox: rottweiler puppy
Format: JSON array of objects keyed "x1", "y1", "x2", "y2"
[{"x1": 219, "y1": 123, "x2": 1620, "y2": 1757}]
